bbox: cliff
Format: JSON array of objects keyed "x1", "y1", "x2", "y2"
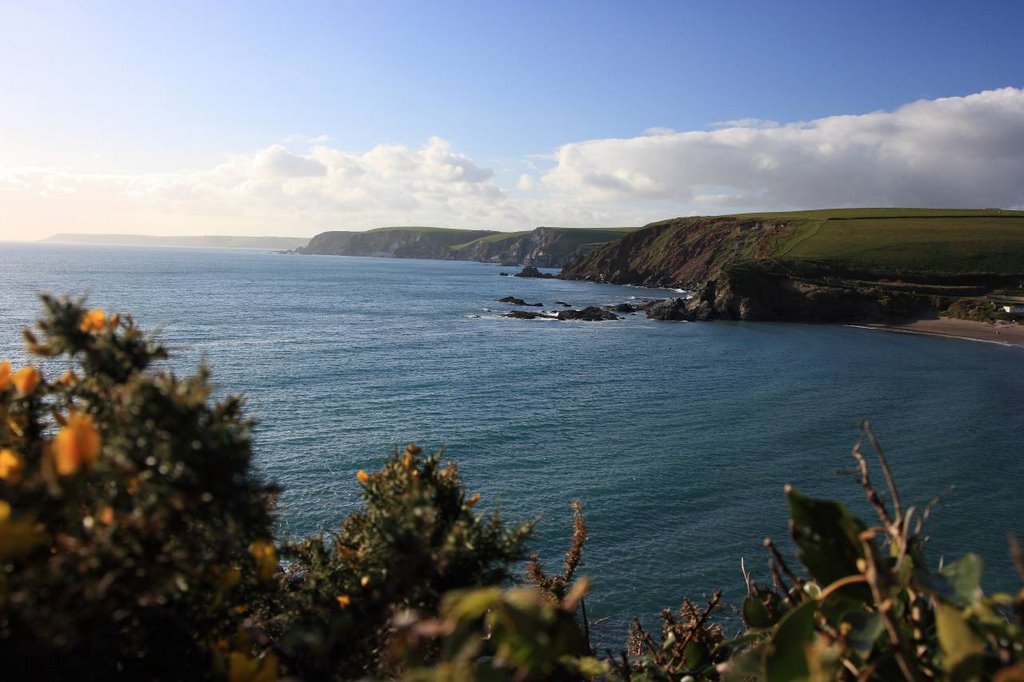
[
  {"x1": 561, "y1": 209, "x2": 1024, "y2": 322},
  {"x1": 299, "y1": 225, "x2": 636, "y2": 267}
]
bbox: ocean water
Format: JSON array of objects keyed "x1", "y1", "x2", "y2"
[{"x1": 1, "y1": 241, "x2": 1022, "y2": 647}]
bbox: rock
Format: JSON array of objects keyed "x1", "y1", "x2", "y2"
[
  {"x1": 502, "y1": 310, "x2": 549, "y2": 320},
  {"x1": 514, "y1": 266, "x2": 556, "y2": 279},
  {"x1": 555, "y1": 301, "x2": 573, "y2": 307},
  {"x1": 496, "y1": 296, "x2": 543, "y2": 306},
  {"x1": 609, "y1": 302, "x2": 640, "y2": 313},
  {"x1": 499, "y1": 272, "x2": 509, "y2": 276},
  {"x1": 557, "y1": 306, "x2": 620, "y2": 321},
  {"x1": 644, "y1": 298, "x2": 692, "y2": 321}
]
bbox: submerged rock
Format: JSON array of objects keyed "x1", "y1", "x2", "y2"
[
  {"x1": 502, "y1": 310, "x2": 551, "y2": 320},
  {"x1": 558, "y1": 306, "x2": 620, "y2": 321}
]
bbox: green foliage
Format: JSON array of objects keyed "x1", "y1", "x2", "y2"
[
  {"x1": 265, "y1": 443, "x2": 534, "y2": 679},
  {"x1": 0, "y1": 295, "x2": 278, "y2": 679},
  {"x1": 946, "y1": 298, "x2": 999, "y2": 321}
]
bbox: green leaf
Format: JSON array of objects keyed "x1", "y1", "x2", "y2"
[
  {"x1": 744, "y1": 594, "x2": 774, "y2": 629},
  {"x1": 765, "y1": 600, "x2": 817, "y2": 682},
  {"x1": 941, "y1": 554, "x2": 984, "y2": 606},
  {"x1": 786, "y1": 487, "x2": 869, "y2": 593},
  {"x1": 935, "y1": 602, "x2": 986, "y2": 681},
  {"x1": 683, "y1": 641, "x2": 708, "y2": 670}
]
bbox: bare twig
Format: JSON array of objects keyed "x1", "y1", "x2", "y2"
[
  {"x1": 764, "y1": 537, "x2": 804, "y2": 589},
  {"x1": 861, "y1": 421, "x2": 904, "y2": 523},
  {"x1": 852, "y1": 438, "x2": 894, "y2": 527}
]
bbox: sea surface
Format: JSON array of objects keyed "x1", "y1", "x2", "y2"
[{"x1": 1, "y1": 241, "x2": 1022, "y2": 647}]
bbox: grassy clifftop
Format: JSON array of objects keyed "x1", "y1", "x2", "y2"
[
  {"x1": 561, "y1": 209, "x2": 1024, "y2": 322},
  {"x1": 564, "y1": 209, "x2": 1024, "y2": 284}
]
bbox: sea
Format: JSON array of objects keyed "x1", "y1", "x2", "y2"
[{"x1": 1, "y1": 241, "x2": 1022, "y2": 647}]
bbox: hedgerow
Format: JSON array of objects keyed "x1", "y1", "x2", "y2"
[{"x1": 1, "y1": 296, "x2": 1022, "y2": 681}]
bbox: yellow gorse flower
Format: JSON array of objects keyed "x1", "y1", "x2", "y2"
[
  {"x1": 336, "y1": 594, "x2": 351, "y2": 609},
  {"x1": 356, "y1": 469, "x2": 370, "y2": 483},
  {"x1": 12, "y1": 366, "x2": 41, "y2": 395},
  {"x1": 79, "y1": 309, "x2": 107, "y2": 333},
  {"x1": 0, "y1": 449, "x2": 24, "y2": 483},
  {"x1": 98, "y1": 505, "x2": 115, "y2": 525},
  {"x1": 467, "y1": 492, "x2": 481, "y2": 506},
  {"x1": 0, "y1": 500, "x2": 10, "y2": 521},
  {"x1": 0, "y1": 360, "x2": 11, "y2": 391},
  {"x1": 248, "y1": 540, "x2": 277, "y2": 580},
  {"x1": 53, "y1": 412, "x2": 102, "y2": 475}
]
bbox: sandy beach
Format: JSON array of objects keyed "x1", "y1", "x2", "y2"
[{"x1": 853, "y1": 317, "x2": 1024, "y2": 346}]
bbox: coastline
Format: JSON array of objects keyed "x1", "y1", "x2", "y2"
[{"x1": 849, "y1": 317, "x2": 1024, "y2": 347}]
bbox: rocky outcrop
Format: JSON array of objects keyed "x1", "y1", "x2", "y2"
[
  {"x1": 496, "y1": 296, "x2": 543, "y2": 307},
  {"x1": 501, "y1": 306, "x2": 621, "y2": 322},
  {"x1": 557, "y1": 307, "x2": 620, "y2": 321},
  {"x1": 644, "y1": 298, "x2": 692, "y2": 321},
  {"x1": 513, "y1": 266, "x2": 556, "y2": 279}
]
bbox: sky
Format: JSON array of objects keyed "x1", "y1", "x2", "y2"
[{"x1": 1, "y1": 0, "x2": 1023, "y2": 240}]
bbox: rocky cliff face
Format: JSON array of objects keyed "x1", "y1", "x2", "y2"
[
  {"x1": 560, "y1": 216, "x2": 1012, "y2": 323},
  {"x1": 559, "y1": 216, "x2": 790, "y2": 288},
  {"x1": 451, "y1": 227, "x2": 621, "y2": 267},
  {"x1": 299, "y1": 226, "x2": 631, "y2": 267}
]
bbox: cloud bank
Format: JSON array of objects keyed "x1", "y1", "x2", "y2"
[
  {"x1": 3, "y1": 88, "x2": 1023, "y2": 239},
  {"x1": 542, "y1": 87, "x2": 1024, "y2": 211}
]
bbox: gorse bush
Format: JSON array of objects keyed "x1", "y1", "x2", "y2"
[
  {"x1": 1, "y1": 295, "x2": 1023, "y2": 681},
  {"x1": 0, "y1": 295, "x2": 278, "y2": 679},
  {"x1": 267, "y1": 443, "x2": 534, "y2": 679}
]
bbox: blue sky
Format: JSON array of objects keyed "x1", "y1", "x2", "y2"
[{"x1": 2, "y1": 0, "x2": 1023, "y2": 238}]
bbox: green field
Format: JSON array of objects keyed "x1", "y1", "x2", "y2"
[{"x1": 763, "y1": 209, "x2": 1024, "y2": 274}]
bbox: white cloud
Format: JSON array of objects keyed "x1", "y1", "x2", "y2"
[
  {"x1": 3, "y1": 88, "x2": 1023, "y2": 240},
  {"x1": 543, "y1": 87, "x2": 1024, "y2": 211}
]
